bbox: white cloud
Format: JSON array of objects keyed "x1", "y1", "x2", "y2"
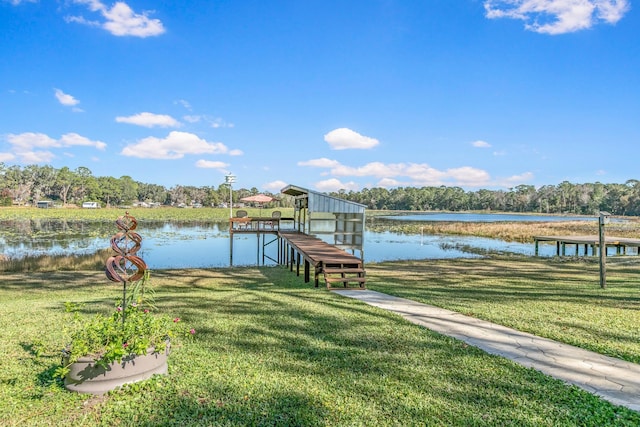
[
  {"x1": 195, "y1": 159, "x2": 229, "y2": 170},
  {"x1": 116, "y1": 112, "x2": 180, "y2": 128},
  {"x1": 4, "y1": 132, "x2": 105, "y2": 163},
  {"x1": 0, "y1": 153, "x2": 16, "y2": 162},
  {"x1": 472, "y1": 140, "x2": 491, "y2": 148},
  {"x1": 229, "y1": 149, "x2": 244, "y2": 156},
  {"x1": 180, "y1": 114, "x2": 234, "y2": 128},
  {"x1": 324, "y1": 128, "x2": 379, "y2": 150},
  {"x1": 446, "y1": 166, "x2": 492, "y2": 187},
  {"x1": 59, "y1": 133, "x2": 107, "y2": 150},
  {"x1": 500, "y1": 172, "x2": 535, "y2": 186},
  {"x1": 298, "y1": 158, "x2": 342, "y2": 168},
  {"x1": 484, "y1": 0, "x2": 630, "y2": 34},
  {"x1": 297, "y1": 157, "x2": 523, "y2": 188},
  {"x1": 7, "y1": 132, "x2": 58, "y2": 150},
  {"x1": 183, "y1": 115, "x2": 201, "y2": 123},
  {"x1": 7, "y1": 132, "x2": 105, "y2": 150},
  {"x1": 18, "y1": 151, "x2": 57, "y2": 164},
  {"x1": 330, "y1": 162, "x2": 397, "y2": 178},
  {"x1": 377, "y1": 177, "x2": 401, "y2": 187},
  {"x1": 263, "y1": 180, "x2": 288, "y2": 192},
  {"x1": 120, "y1": 131, "x2": 230, "y2": 159},
  {"x1": 54, "y1": 88, "x2": 80, "y2": 107},
  {"x1": 67, "y1": 0, "x2": 165, "y2": 37},
  {"x1": 314, "y1": 178, "x2": 360, "y2": 192}
]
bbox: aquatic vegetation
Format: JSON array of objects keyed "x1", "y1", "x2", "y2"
[{"x1": 0, "y1": 249, "x2": 112, "y2": 272}]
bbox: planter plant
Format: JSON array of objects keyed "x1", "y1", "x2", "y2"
[{"x1": 56, "y1": 213, "x2": 194, "y2": 394}]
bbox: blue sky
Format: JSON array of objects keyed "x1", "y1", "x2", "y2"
[{"x1": 1, "y1": 0, "x2": 638, "y2": 193}]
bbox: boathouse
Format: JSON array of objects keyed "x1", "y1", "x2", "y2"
[{"x1": 229, "y1": 184, "x2": 367, "y2": 289}]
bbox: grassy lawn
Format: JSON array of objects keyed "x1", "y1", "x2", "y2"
[
  {"x1": 1, "y1": 259, "x2": 640, "y2": 426},
  {"x1": 367, "y1": 256, "x2": 640, "y2": 364}
]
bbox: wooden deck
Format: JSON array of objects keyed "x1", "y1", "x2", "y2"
[
  {"x1": 279, "y1": 231, "x2": 366, "y2": 289},
  {"x1": 534, "y1": 235, "x2": 640, "y2": 256},
  {"x1": 230, "y1": 216, "x2": 294, "y2": 232}
]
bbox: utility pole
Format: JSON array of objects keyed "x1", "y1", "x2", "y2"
[{"x1": 225, "y1": 173, "x2": 236, "y2": 218}]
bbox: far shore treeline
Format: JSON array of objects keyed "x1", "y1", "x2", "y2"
[{"x1": 2, "y1": 163, "x2": 640, "y2": 216}]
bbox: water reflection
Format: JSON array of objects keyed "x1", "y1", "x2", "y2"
[{"x1": 0, "y1": 216, "x2": 561, "y2": 269}]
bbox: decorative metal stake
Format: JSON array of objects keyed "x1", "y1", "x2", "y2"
[{"x1": 105, "y1": 212, "x2": 147, "y2": 326}]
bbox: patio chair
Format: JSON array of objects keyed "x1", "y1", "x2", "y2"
[
  {"x1": 234, "y1": 210, "x2": 250, "y2": 230},
  {"x1": 265, "y1": 210, "x2": 281, "y2": 230}
]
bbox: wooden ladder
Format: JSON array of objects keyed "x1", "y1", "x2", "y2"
[{"x1": 322, "y1": 263, "x2": 366, "y2": 290}]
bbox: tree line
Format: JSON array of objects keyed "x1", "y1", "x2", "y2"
[
  {"x1": 330, "y1": 181, "x2": 640, "y2": 216},
  {"x1": 2, "y1": 163, "x2": 640, "y2": 216},
  {"x1": 0, "y1": 163, "x2": 276, "y2": 208}
]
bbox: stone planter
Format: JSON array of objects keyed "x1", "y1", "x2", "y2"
[{"x1": 64, "y1": 343, "x2": 170, "y2": 395}]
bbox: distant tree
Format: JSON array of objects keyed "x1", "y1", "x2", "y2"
[
  {"x1": 0, "y1": 189, "x2": 11, "y2": 206},
  {"x1": 97, "y1": 176, "x2": 121, "y2": 207},
  {"x1": 73, "y1": 166, "x2": 93, "y2": 202},
  {"x1": 168, "y1": 185, "x2": 187, "y2": 205},
  {"x1": 201, "y1": 186, "x2": 219, "y2": 207},
  {"x1": 3, "y1": 165, "x2": 30, "y2": 205},
  {"x1": 55, "y1": 167, "x2": 76, "y2": 206},
  {"x1": 119, "y1": 176, "x2": 139, "y2": 205},
  {"x1": 137, "y1": 182, "x2": 168, "y2": 204}
]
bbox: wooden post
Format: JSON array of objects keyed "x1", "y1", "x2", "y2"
[
  {"x1": 290, "y1": 247, "x2": 294, "y2": 271},
  {"x1": 256, "y1": 229, "x2": 260, "y2": 266},
  {"x1": 304, "y1": 260, "x2": 310, "y2": 283},
  {"x1": 229, "y1": 220, "x2": 232, "y2": 263},
  {"x1": 599, "y1": 212, "x2": 610, "y2": 289}
]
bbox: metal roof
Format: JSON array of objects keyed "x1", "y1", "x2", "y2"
[{"x1": 281, "y1": 184, "x2": 366, "y2": 214}]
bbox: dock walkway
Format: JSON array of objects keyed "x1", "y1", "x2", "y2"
[
  {"x1": 279, "y1": 231, "x2": 366, "y2": 289},
  {"x1": 534, "y1": 235, "x2": 640, "y2": 256}
]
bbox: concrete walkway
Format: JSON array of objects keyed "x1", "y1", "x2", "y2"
[{"x1": 333, "y1": 289, "x2": 640, "y2": 412}]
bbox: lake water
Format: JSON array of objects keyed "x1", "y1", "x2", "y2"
[
  {"x1": 0, "y1": 213, "x2": 602, "y2": 268},
  {"x1": 380, "y1": 212, "x2": 616, "y2": 222}
]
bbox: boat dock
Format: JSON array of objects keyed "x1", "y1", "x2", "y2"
[
  {"x1": 228, "y1": 184, "x2": 367, "y2": 289},
  {"x1": 534, "y1": 235, "x2": 640, "y2": 256},
  {"x1": 229, "y1": 219, "x2": 366, "y2": 289}
]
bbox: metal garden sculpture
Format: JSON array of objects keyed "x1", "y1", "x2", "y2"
[{"x1": 105, "y1": 212, "x2": 147, "y2": 324}]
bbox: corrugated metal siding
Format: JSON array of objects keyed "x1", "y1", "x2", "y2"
[
  {"x1": 283, "y1": 184, "x2": 365, "y2": 214},
  {"x1": 307, "y1": 192, "x2": 365, "y2": 214}
]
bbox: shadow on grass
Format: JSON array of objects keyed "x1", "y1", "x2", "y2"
[
  {"x1": 9, "y1": 261, "x2": 640, "y2": 425},
  {"x1": 141, "y1": 389, "x2": 331, "y2": 426},
  {"x1": 366, "y1": 256, "x2": 640, "y2": 306},
  {"x1": 102, "y1": 266, "x2": 639, "y2": 425}
]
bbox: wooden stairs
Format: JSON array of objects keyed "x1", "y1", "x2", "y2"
[{"x1": 322, "y1": 263, "x2": 366, "y2": 290}]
